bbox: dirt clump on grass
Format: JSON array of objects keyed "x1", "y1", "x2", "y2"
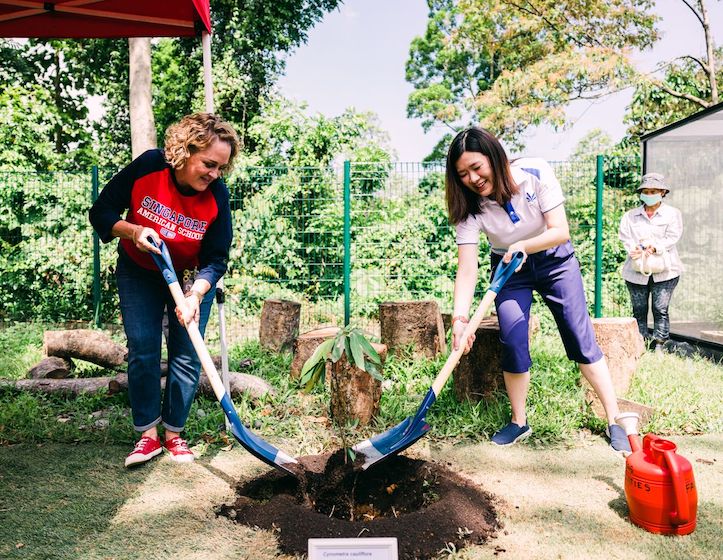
[{"x1": 218, "y1": 451, "x2": 500, "y2": 559}]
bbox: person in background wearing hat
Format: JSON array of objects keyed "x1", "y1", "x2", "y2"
[{"x1": 619, "y1": 173, "x2": 684, "y2": 350}]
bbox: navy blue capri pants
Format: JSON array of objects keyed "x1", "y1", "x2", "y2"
[{"x1": 490, "y1": 241, "x2": 603, "y2": 373}]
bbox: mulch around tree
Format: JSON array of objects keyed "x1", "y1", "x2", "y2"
[{"x1": 217, "y1": 451, "x2": 501, "y2": 559}]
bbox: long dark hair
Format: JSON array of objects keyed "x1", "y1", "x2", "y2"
[{"x1": 445, "y1": 127, "x2": 518, "y2": 225}]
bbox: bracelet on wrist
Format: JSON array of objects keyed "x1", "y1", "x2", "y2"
[{"x1": 452, "y1": 315, "x2": 469, "y2": 326}]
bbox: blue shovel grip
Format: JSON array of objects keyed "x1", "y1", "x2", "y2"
[
  {"x1": 147, "y1": 237, "x2": 178, "y2": 285},
  {"x1": 489, "y1": 251, "x2": 525, "y2": 293}
]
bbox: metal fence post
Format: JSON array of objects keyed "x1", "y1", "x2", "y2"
[
  {"x1": 91, "y1": 166, "x2": 101, "y2": 327},
  {"x1": 343, "y1": 161, "x2": 351, "y2": 326},
  {"x1": 594, "y1": 155, "x2": 603, "y2": 318}
]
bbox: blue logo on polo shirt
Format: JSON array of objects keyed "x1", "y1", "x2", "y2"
[{"x1": 526, "y1": 192, "x2": 536, "y2": 203}]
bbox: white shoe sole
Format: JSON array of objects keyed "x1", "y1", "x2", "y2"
[
  {"x1": 492, "y1": 428, "x2": 532, "y2": 446},
  {"x1": 166, "y1": 452, "x2": 194, "y2": 463},
  {"x1": 125, "y1": 446, "x2": 162, "y2": 467}
]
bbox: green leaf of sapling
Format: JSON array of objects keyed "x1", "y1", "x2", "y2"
[
  {"x1": 349, "y1": 332, "x2": 366, "y2": 371},
  {"x1": 356, "y1": 333, "x2": 382, "y2": 365},
  {"x1": 365, "y1": 360, "x2": 383, "y2": 381},
  {"x1": 331, "y1": 332, "x2": 345, "y2": 362},
  {"x1": 300, "y1": 338, "x2": 334, "y2": 378}
]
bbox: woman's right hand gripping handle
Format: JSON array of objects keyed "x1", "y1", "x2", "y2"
[
  {"x1": 452, "y1": 316, "x2": 474, "y2": 354},
  {"x1": 452, "y1": 251, "x2": 524, "y2": 355},
  {"x1": 132, "y1": 225, "x2": 161, "y2": 255}
]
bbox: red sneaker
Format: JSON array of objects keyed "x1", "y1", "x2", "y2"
[
  {"x1": 164, "y1": 436, "x2": 194, "y2": 463},
  {"x1": 125, "y1": 436, "x2": 162, "y2": 467}
]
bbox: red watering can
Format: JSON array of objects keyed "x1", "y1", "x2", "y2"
[{"x1": 615, "y1": 413, "x2": 697, "y2": 535}]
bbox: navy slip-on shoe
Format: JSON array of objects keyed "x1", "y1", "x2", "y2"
[
  {"x1": 491, "y1": 422, "x2": 532, "y2": 446},
  {"x1": 606, "y1": 424, "x2": 632, "y2": 456}
]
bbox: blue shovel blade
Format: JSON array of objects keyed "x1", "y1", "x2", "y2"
[
  {"x1": 352, "y1": 388, "x2": 436, "y2": 470},
  {"x1": 221, "y1": 394, "x2": 299, "y2": 476}
]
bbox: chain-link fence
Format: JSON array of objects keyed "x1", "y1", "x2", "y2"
[{"x1": 1, "y1": 156, "x2": 652, "y2": 342}]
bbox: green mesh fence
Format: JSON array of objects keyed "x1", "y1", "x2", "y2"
[
  {"x1": 0, "y1": 169, "x2": 101, "y2": 322},
  {"x1": 0, "y1": 156, "x2": 641, "y2": 340},
  {"x1": 552, "y1": 156, "x2": 640, "y2": 318},
  {"x1": 224, "y1": 165, "x2": 344, "y2": 341},
  {"x1": 346, "y1": 161, "x2": 454, "y2": 332}
]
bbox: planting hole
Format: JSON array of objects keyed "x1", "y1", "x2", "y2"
[{"x1": 218, "y1": 451, "x2": 501, "y2": 559}]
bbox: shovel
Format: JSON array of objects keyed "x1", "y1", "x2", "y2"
[
  {"x1": 352, "y1": 251, "x2": 525, "y2": 470},
  {"x1": 148, "y1": 238, "x2": 299, "y2": 476}
]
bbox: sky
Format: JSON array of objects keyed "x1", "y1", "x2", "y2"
[{"x1": 277, "y1": 0, "x2": 723, "y2": 162}]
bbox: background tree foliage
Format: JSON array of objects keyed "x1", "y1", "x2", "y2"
[
  {"x1": 406, "y1": 0, "x2": 658, "y2": 151},
  {"x1": 0, "y1": 1, "x2": 343, "y2": 171}
]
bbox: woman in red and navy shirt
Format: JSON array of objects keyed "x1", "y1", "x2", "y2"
[{"x1": 90, "y1": 113, "x2": 240, "y2": 468}]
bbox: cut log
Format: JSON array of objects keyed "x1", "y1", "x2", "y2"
[
  {"x1": 617, "y1": 398, "x2": 655, "y2": 428},
  {"x1": 109, "y1": 371, "x2": 274, "y2": 401},
  {"x1": 330, "y1": 343, "x2": 387, "y2": 427},
  {"x1": 441, "y1": 313, "x2": 452, "y2": 334},
  {"x1": 44, "y1": 329, "x2": 127, "y2": 369},
  {"x1": 585, "y1": 317, "x2": 646, "y2": 419},
  {"x1": 27, "y1": 357, "x2": 73, "y2": 379},
  {"x1": 259, "y1": 299, "x2": 302, "y2": 352},
  {"x1": 454, "y1": 318, "x2": 504, "y2": 402},
  {"x1": 290, "y1": 326, "x2": 340, "y2": 379},
  {"x1": 453, "y1": 315, "x2": 539, "y2": 403},
  {"x1": 12, "y1": 377, "x2": 115, "y2": 395},
  {"x1": 379, "y1": 301, "x2": 446, "y2": 358}
]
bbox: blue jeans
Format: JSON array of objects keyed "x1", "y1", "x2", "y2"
[
  {"x1": 626, "y1": 277, "x2": 679, "y2": 342},
  {"x1": 116, "y1": 254, "x2": 214, "y2": 433}
]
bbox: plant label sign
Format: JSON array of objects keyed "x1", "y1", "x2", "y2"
[{"x1": 308, "y1": 537, "x2": 398, "y2": 559}]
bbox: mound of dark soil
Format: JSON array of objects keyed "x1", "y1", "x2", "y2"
[{"x1": 218, "y1": 451, "x2": 500, "y2": 559}]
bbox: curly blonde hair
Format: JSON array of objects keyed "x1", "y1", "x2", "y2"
[{"x1": 164, "y1": 113, "x2": 241, "y2": 173}]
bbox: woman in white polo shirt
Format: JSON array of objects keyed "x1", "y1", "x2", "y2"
[
  {"x1": 446, "y1": 127, "x2": 630, "y2": 454},
  {"x1": 619, "y1": 173, "x2": 683, "y2": 349}
]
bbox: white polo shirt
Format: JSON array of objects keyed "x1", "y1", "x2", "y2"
[{"x1": 455, "y1": 158, "x2": 565, "y2": 254}]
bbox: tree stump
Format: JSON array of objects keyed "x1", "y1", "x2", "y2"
[
  {"x1": 259, "y1": 299, "x2": 301, "y2": 352},
  {"x1": 585, "y1": 317, "x2": 646, "y2": 419},
  {"x1": 330, "y1": 342, "x2": 387, "y2": 427},
  {"x1": 379, "y1": 301, "x2": 446, "y2": 358},
  {"x1": 290, "y1": 326, "x2": 340, "y2": 379},
  {"x1": 441, "y1": 312, "x2": 452, "y2": 334},
  {"x1": 453, "y1": 315, "x2": 539, "y2": 403},
  {"x1": 454, "y1": 318, "x2": 503, "y2": 402},
  {"x1": 43, "y1": 329, "x2": 127, "y2": 369},
  {"x1": 27, "y1": 357, "x2": 73, "y2": 379}
]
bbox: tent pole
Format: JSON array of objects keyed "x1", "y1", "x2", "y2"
[
  {"x1": 202, "y1": 30, "x2": 232, "y2": 413},
  {"x1": 202, "y1": 31, "x2": 214, "y2": 113}
]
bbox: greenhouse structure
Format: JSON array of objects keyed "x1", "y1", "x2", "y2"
[{"x1": 641, "y1": 101, "x2": 723, "y2": 349}]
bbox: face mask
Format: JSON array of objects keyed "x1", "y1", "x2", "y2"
[{"x1": 640, "y1": 193, "x2": 662, "y2": 206}]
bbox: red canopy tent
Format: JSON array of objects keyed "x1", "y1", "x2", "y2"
[
  {"x1": 0, "y1": 1, "x2": 215, "y2": 111},
  {"x1": 0, "y1": 0, "x2": 228, "y2": 386},
  {"x1": 0, "y1": 1, "x2": 211, "y2": 39}
]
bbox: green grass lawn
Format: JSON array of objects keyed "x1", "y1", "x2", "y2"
[
  {"x1": 0, "y1": 321, "x2": 721, "y2": 559},
  {"x1": 1, "y1": 322, "x2": 721, "y2": 449}
]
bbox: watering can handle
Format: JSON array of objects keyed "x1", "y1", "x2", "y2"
[{"x1": 663, "y1": 448, "x2": 690, "y2": 525}]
